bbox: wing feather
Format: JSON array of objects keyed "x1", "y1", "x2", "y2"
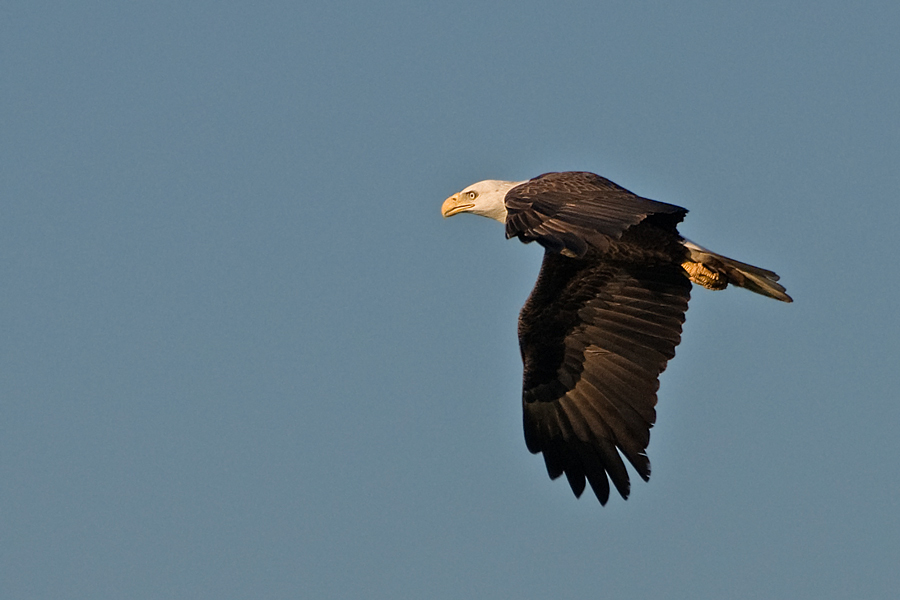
[
  {"x1": 505, "y1": 172, "x2": 687, "y2": 257},
  {"x1": 519, "y1": 253, "x2": 691, "y2": 502},
  {"x1": 570, "y1": 377, "x2": 650, "y2": 486}
]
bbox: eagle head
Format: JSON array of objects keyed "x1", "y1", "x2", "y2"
[{"x1": 441, "y1": 179, "x2": 524, "y2": 223}]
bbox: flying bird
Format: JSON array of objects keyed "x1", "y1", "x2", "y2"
[{"x1": 441, "y1": 171, "x2": 791, "y2": 504}]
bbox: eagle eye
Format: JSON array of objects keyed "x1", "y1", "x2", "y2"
[{"x1": 466, "y1": 191, "x2": 477, "y2": 200}]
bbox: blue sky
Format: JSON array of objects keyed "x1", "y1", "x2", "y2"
[{"x1": 3, "y1": 2, "x2": 899, "y2": 598}]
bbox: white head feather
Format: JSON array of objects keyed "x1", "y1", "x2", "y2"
[{"x1": 441, "y1": 179, "x2": 526, "y2": 223}]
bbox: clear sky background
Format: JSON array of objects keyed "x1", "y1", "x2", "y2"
[{"x1": 3, "y1": 2, "x2": 899, "y2": 599}]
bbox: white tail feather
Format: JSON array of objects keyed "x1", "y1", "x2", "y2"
[{"x1": 683, "y1": 240, "x2": 792, "y2": 303}]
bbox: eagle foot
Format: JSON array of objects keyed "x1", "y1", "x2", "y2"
[{"x1": 681, "y1": 261, "x2": 728, "y2": 290}]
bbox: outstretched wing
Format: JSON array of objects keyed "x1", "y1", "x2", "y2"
[
  {"x1": 505, "y1": 172, "x2": 687, "y2": 257},
  {"x1": 519, "y1": 253, "x2": 691, "y2": 504}
]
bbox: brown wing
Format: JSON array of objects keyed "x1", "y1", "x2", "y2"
[
  {"x1": 519, "y1": 252, "x2": 691, "y2": 504},
  {"x1": 505, "y1": 172, "x2": 687, "y2": 257}
]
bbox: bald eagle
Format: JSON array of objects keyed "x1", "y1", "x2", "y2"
[{"x1": 442, "y1": 171, "x2": 791, "y2": 504}]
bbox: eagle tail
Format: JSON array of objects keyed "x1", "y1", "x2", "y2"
[{"x1": 682, "y1": 240, "x2": 793, "y2": 303}]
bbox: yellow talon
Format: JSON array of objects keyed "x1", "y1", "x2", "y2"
[{"x1": 682, "y1": 261, "x2": 728, "y2": 290}]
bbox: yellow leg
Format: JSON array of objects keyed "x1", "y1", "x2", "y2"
[{"x1": 681, "y1": 261, "x2": 728, "y2": 290}]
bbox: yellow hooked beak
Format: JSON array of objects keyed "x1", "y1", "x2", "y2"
[{"x1": 441, "y1": 193, "x2": 475, "y2": 218}]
